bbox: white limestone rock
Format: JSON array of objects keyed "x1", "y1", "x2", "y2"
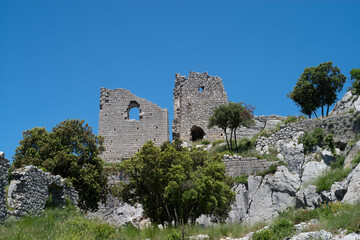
[
  {"x1": 280, "y1": 142, "x2": 305, "y2": 174},
  {"x1": 227, "y1": 184, "x2": 248, "y2": 223},
  {"x1": 246, "y1": 166, "x2": 300, "y2": 224},
  {"x1": 330, "y1": 91, "x2": 360, "y2": 115},
  {"x1": 345, "y1": 140, "x2": 360, "y2": 167},
  {"x1": 342, "y1": 163, "x2": 360, "y2": 203},
  {"x1": 290, "y1": 230, "x2": 333, "y2": 240},
  {"x1": 301, "y1": 160, "x2": 329, "y2": 184},
  {"x1": 296, "y1": 185, "x2": 322, "y2": 209}
]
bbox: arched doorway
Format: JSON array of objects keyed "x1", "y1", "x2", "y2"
[{"x1": 191, "y1": 125, "x2": 205, "y2": 141}]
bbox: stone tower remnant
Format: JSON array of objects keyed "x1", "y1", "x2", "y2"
[
  {"x1": 99, "y1": 88, "x2": 169, "y2": 162},
  {"x1": 172, "y1": 72, "x2": 228, "y2": 142}
]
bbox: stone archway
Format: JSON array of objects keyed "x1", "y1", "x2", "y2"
[{"x1": 190, "y1": 125, "x2": 205, "y2": 141}]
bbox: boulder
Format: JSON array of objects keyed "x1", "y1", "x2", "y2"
[
  {"x1": 342, "y1": 163, "x2": 360, "y2": 203},
  {"x1": 330, "y1": 91, "x2": 360, "y2": 115},
  {"x1": 227, "y1": 184, "x2": 248, "y2": 223},
  {"x1": 345, "y1": 140, "x2": 360, "y2": 167},
  {"x1": 301, "y1": 160, "x2": 329, "y2": 184},
  {"x1": 290, "y1": 230, "x2": 333, "y2": 240},
  {"x1": 246, "y1": 166, "x2": 300, "y2": 224},
  {"x1": 280, "y1": 142, "x2": 305, "y2": 174},
  {"x1": 296, "y1": 185, "x2": 322, "y2": 209}
]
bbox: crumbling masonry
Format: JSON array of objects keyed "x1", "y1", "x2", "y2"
[
  {"x1": 172, "y1": 72, "x2": 228, "y2": 141},
  {"x1": 99, "y1": 88, "x2": 169, "y2": 162}
]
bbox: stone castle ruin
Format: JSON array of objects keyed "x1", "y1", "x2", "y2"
[
  {"x1": 99, "y1": 88, "x2": 169, "y2": 162},
  {"x1": 99, "y1": 72, "x2": 228, "y2": 162},
  {"x1": 172, "y1": 72, "x2": 228, "y2": 142}
]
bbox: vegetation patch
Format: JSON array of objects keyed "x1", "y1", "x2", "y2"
[
  {"x1": 313, "y1": 167, "x2": 352, "y2": 193},
  {"x1": 299, "y1": 127, "x2": 325, "y2": 154}
]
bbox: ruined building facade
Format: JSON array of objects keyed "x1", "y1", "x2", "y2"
[
  {"x1": 172, "y1": 72, "x2": 228, "y2": 141},
  {"x1": 99, "y1": 88, "x2": 169, "y2": 162}
]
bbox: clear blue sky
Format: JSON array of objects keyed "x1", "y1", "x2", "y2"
[{"x1": 1, "y1": 0, "x2": 359, "y2": 160}]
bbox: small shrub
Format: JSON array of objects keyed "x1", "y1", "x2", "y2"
[
  {"x1": 324, "y1": 133, "x2": 335, "y2": 154},
  {"x1": 314, "y1": 167, "x2": 352, "y2": 193},
  {"x1": 284, "y1": 116, "x2": 298, "y2": 125},
  {"x1": 330, "y1": 154, "x2": 345, "y2": 169},
  {"x1": 252, "y1": 229, "x2": 276, "y2": 240},
  {"x1": 234, "y1": 175, "x2": 248, "y2": 185},
  {"x1": 258, "y1": 164, "x2": 277, "y2": 177},
  {"x1": 201, "y1": 139, "x2": 211, "y2": 145},
  {"x1": 166, "y1": 229, "x2": 182, "y2": 240},
  {"x1": 349, "y1": 108, "x2": 356, "y2": 114},
  {"x1": 299, "y1": 128, "x2": 324, "y2": 154},
  {"x1": 271, "y1": 219, "x2": 296, "y2": 239},
  {"x1": 237, "y1": 137, "x2": 255, "y2": 152},
  {"x1": 353, "y1": 153, "x2": 360, "y2": 167},
  {"x1": 212, "y1": 139, "x2": 224, "y2": 146}
]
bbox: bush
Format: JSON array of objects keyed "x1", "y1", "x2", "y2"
[
  {"x1": 234, "y1": 175, "x2": 248, "y2": 185},
  {"x1": 284, "y1": 116, "x2": 298, "y2": 125},
  {"x1": 271, "y1": 219, "x2": 296, "y2": 239},
  {"x1": 201, "y1": 139, "x2": 211, "y2": 145},
  {"x1": 12, "y1": 120, "x2": 107, "y2": 211},
  {"x1": 330, "y1": 154, "x2": 345, "y2": 169},
  {"x1": 353, "y1": 153, "x2": 360, "y2": 167},
  {"x1": 324, "y1": 133, "x2": 335, "y2": 154},
  {"x1": 314, "y1": 167, "x2": 352, "y2": 193},
  {"x1": 299, "y1": 127, "x2": 324, "y2": 153},
  {"x1": 252, "y1": 229, "x2": 276, "y2": 240},
  {"x1": 257, "y1": 164, "x2": 277, "y2": 177}
]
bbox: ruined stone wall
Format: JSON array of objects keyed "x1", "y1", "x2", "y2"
[
  {"x1": 99, "y1": 88, "x2": 169, "y2": 162},
  {"x1": 172, "y1": 72, "x2": 228, "y2": 142},
  {"x1": 224, "y1": 155, "x2": 277, "y2": 177},
  {"x1": 0, "y1": 152, "x2": 10, "y2": 221},
  {"x1": 7, "y1": 166, "x2": 78, "y2": 217},
  {"x1": 256, "y1": 113, "x2": 359, "y2": 153}
]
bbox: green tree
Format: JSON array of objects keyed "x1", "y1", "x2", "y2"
[
  {"x1": 288, "y1": 61, "x2": 346, "y2": 118},
  {"x1": 13, "y1": 119, "x2": 107, "y2": 211},
  {"x1": 350, "y1": 68, "x2": 360, "y2": 95},
  {"x1": 208, "y1": 102, "x2": 254, "y2": 150},
  {"x1": 117, "y1": 140, "x2": 234, "y2": 226}
]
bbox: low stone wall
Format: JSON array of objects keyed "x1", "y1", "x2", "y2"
[
  {"x1": 223, "y1": 155, "x2": 277, "y2": 177},
  {"x1": 0, "y1": 152, "x2": 10, "y2": 221},
  {"x1": 7, "y1": 166, "x2": 78, "y2": 217},
  {"x1": 256, "y1": 113, "x2": 358, "y2": 153}
]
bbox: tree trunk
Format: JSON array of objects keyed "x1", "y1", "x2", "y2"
[
  {"x1": 326, "y1": 104, "x2": 330, "y2": 117},
  {"x1": 313, "y1": 111, "x2": 318, "y2": 119},
  {"x1": 230, "y1": 129, "x2": 233, "y2": 150},
  {"x1": 321, "y1": 105, "x2": 324, "y2": 118},
  {"x1": 234, "y1": 128, "x2": 238, "y2": 150},
  {"x1": 224, "y1": 129, "x2": 230, "y2": 149}
]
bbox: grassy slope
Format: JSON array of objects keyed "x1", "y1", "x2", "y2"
[{"x1": 1, "y1": 201, "x2": 360, "y2": 240}]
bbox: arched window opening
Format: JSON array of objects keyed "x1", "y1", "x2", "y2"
[
  {"x1": 198, "y1": 86, "x2": 204, "y2": 92},
  {"x1": 191, "y1": 125, "x2": 205, "y2": 141},
  {"x1": 129, "y1": 107, "x2": 140, "y2": 120},
  {"x1": 126, "y1": 101, "x2": 141, "y2": 121}
]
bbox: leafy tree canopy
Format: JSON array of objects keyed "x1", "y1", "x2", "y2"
[
  {"x1": 288, "y1": 61, "x2": 346, "y2": 118},
  {"x1": 208, "y1": 102, "x2": 255, "y2": 150},
  {"x1": 350, "y1": 68, "x2": 360, "y2": 95},
  {"x1": 117, "y1": 139, "x2": 234, "y2": 226},
  {"x1": 13, "y1": 119, "x2": 107, "y2": 211}
]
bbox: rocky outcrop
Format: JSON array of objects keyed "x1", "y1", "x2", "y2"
[
  {"x1": 342, "y1": 163, "x2": 360, "y2": 203},
  {"x1": 301, "y1": 160, "x2": 329, "y2": 184},
  {"x1": 87, "y1": 194, "x2": 148, "y2": 228},
  {"x1": 245, "y1": 166, "x2": 300, "y2": 224},
  {"x1": 330, "y1": 91, "x2": 360, "y2": 116},
  {"x1": 0, "y1": 152, "x2": 10, "y2": 221},
  {"x1": 7, "y1": 166, "x2": 78, "y2": 217}
]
